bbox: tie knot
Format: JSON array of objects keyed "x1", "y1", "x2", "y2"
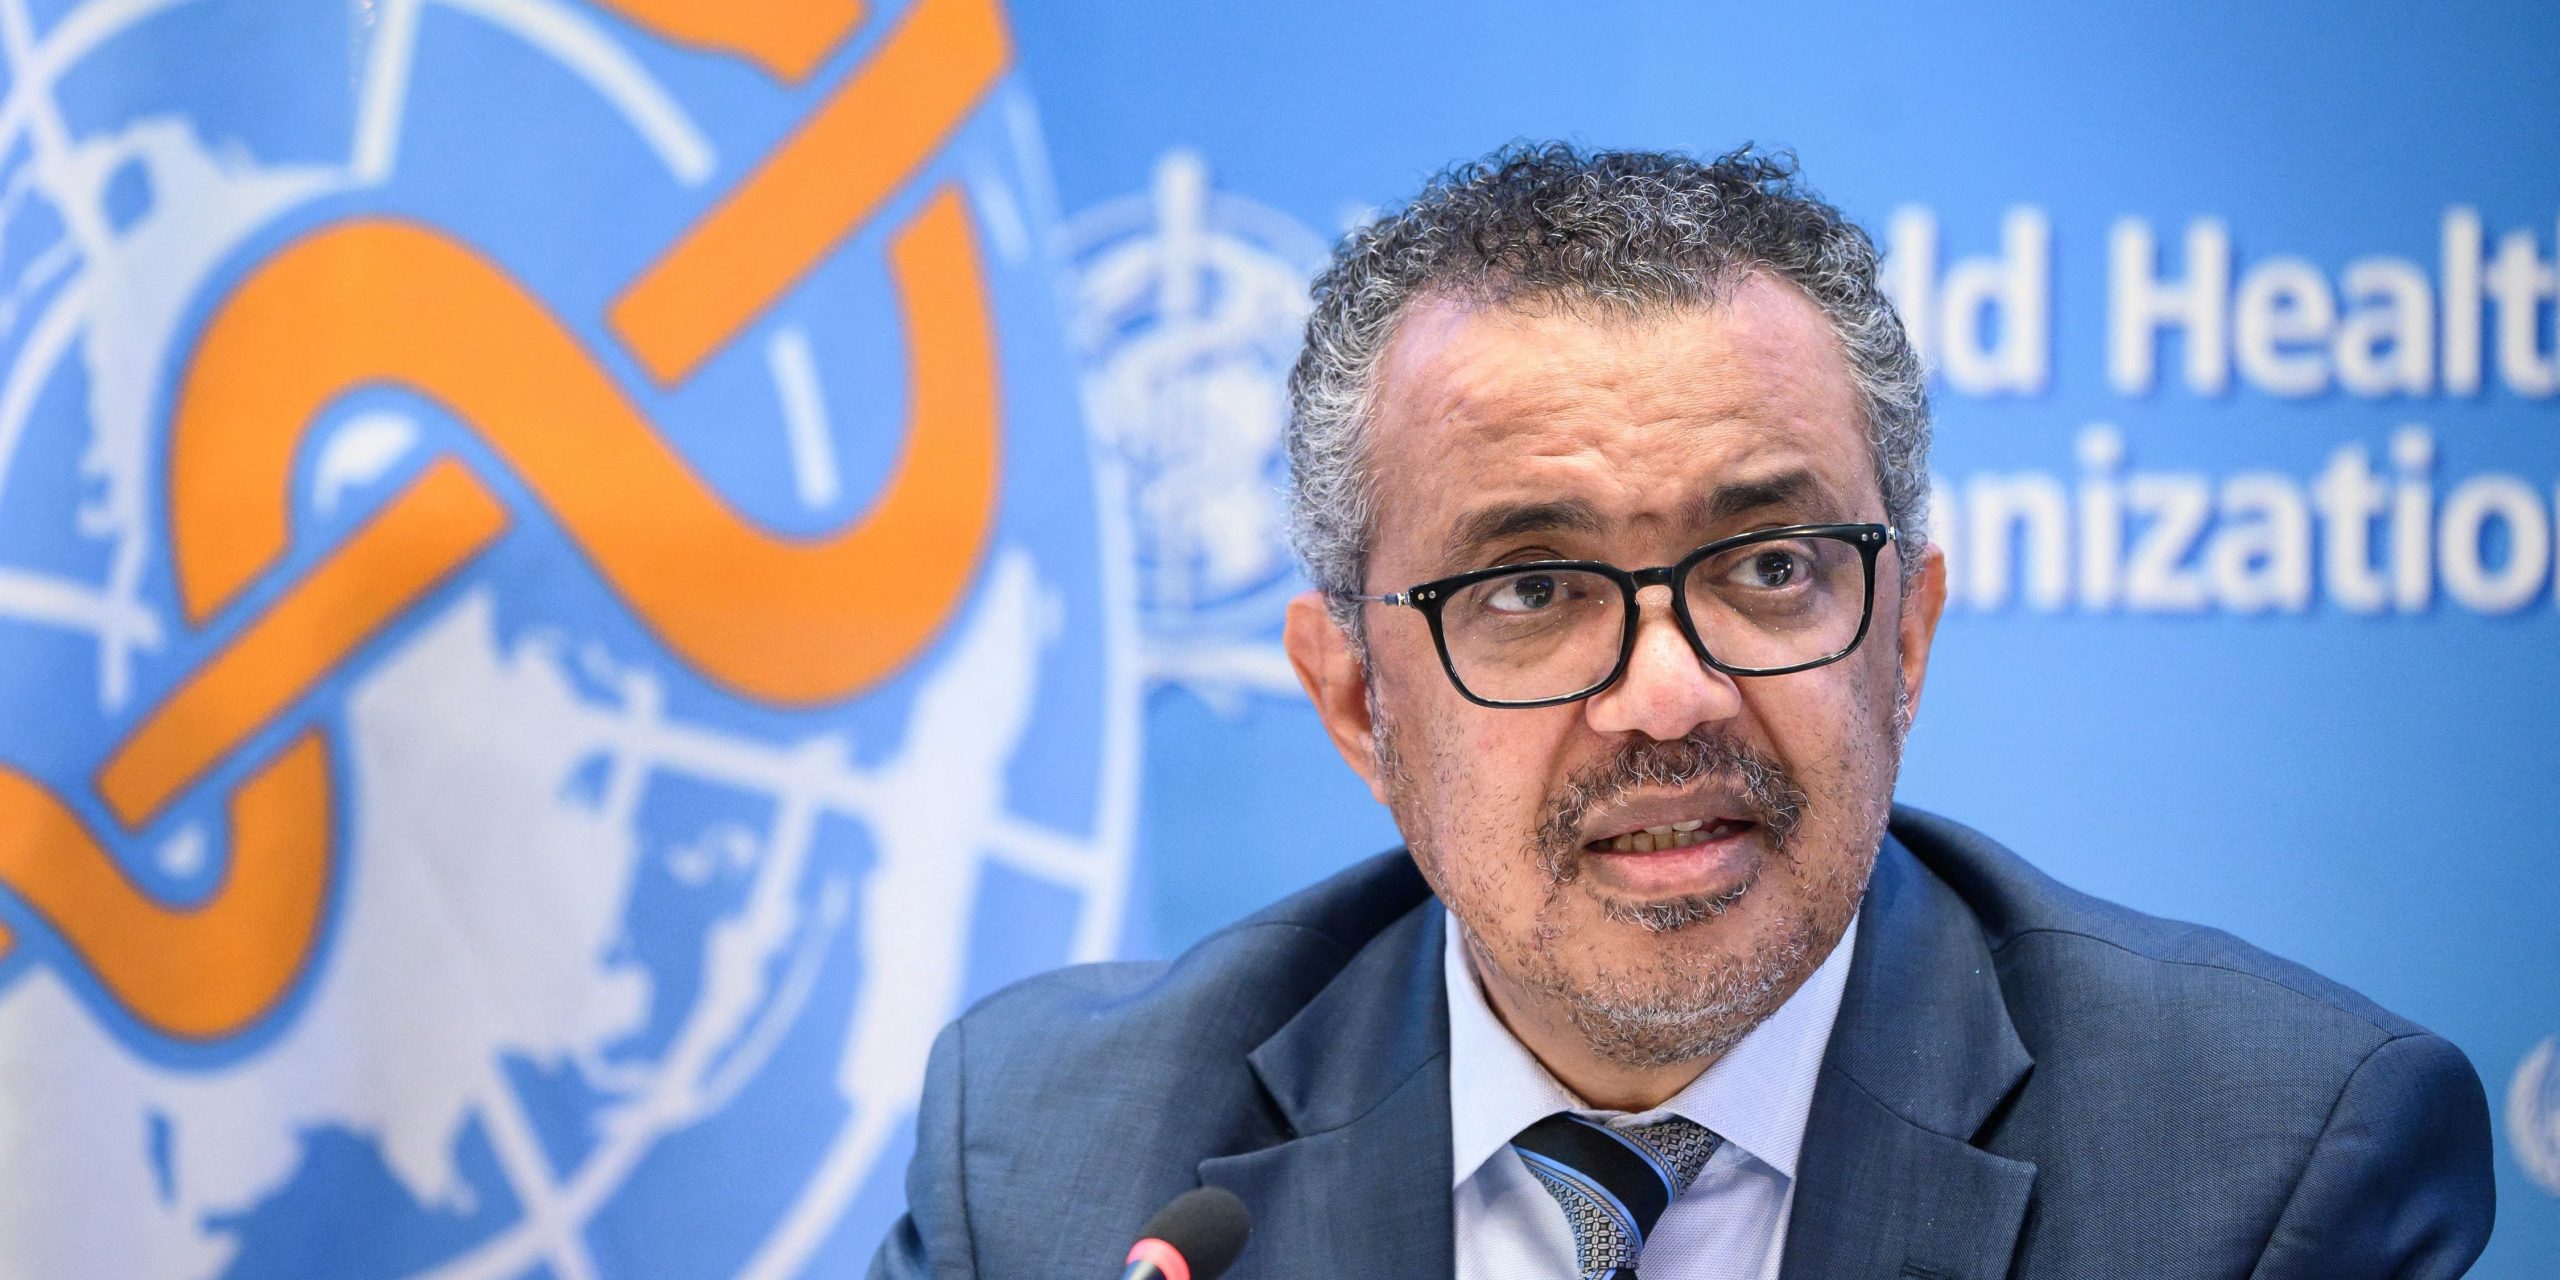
[{"x1": 1511, "y1": 1113, "x2": 1721, "y2": 1280}]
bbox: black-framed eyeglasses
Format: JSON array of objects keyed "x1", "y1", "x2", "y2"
[{"x1": 1343, "y1": 523, "x2": 1898, "y2": 708}]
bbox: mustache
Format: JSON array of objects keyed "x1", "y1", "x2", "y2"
[{"x1": 1532, "y1": 731, "x2": 1809, "y2": 876}]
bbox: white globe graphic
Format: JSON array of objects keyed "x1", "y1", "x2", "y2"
[
  {"x1": 2514, "y1": 1037, "x2": 2560, "y2": 1200},
  {"x1": 0, "y1": 3, "x2": 1137, "y2": 1278}
]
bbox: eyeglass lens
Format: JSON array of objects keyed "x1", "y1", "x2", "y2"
[{"x1": 1436, "y1": 534, "x2": 1871, "y2": 703}]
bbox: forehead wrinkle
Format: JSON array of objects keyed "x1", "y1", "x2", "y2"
[{"x1": 1398, "y1": 312, "x2": 1656, "y2": 443}]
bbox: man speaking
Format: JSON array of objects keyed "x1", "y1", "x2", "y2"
[{"x1": 870, "y1": 145, "x2": 2495, "y2": 1279}]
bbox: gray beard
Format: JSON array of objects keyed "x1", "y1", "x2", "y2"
[
  {"x1": 1545, "y1": 683, "x2": 1909, "y2": 1067},
  {"x1": 1382, "y1": 674, "x2": 1910, "y2": 1071},
  {"x1": 1540, "y1": 925, "x2": 1811, "y2": 1069}
]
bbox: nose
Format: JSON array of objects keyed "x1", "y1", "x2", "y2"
[{"x1": 1582, "y1": 584, "x2": 1743, "y2": 740}]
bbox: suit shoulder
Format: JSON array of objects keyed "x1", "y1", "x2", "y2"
[
  {"x1": 952, "y1": 849, "x2": 1432, "y2": 1064},
  {"x1": 1890, "y1": 807, "x2": 2433, "y2": 1053},
  {"x1": 1888, "y1": 811, "x2": 2495, "y2": 1273}
]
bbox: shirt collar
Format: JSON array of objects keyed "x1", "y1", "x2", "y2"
[{"x1": 1443, "y1": 904, "x2": 1859, "y2": 1188}]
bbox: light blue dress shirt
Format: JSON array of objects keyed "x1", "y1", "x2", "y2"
[{"x1": 1444, "y1": 907, "x2": 1858, "y2": 1280}]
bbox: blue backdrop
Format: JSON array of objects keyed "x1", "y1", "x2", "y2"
[
  {"x1": 1022, "y1": 4, "x2": 2560, "y2": 1275},
  {"x1": 0, "y1": 1, "x2": 2544, "y2": 1276}
]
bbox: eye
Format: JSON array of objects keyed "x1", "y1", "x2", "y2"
[
  {"x1": 1725, "y1": 544, "x2": 1814, "y2": 592},
  {"x1": 1484, "y1": 572, "x2": 1564, "y2": 613}
]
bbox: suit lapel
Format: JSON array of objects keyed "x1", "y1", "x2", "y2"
[
  {"x1": 1200, "y1": 901, "x2": 1455, "y2": 1279},
  {"x1": 1190, "y1": 828, "x2": 2033, "y2": 1279},
  {"x1": 1781, "y1": 830, "x2": 2038, "y2": 1280}
]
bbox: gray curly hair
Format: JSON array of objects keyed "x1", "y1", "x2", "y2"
[{"x1": 1285, "y1": 142, "x2": 1930, "y2": 642}]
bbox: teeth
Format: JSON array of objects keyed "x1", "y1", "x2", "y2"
[{"x1": 1598, "y1": 821, "x2": 1743, "y2": 853}]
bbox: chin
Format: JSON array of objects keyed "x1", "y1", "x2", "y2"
[
  {"x1": 1552, "y1": 941, "x2": 1800, "y2": 1069},
  {"x1": 1537, "y1": 889, "x2": 1826, "y2": 1064},
  {"x1": 1590, "y1": 871, "x2": 1760, "y2": 934}
]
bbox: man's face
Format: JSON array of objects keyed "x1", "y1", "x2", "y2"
[{"x1": 1290, "y1": 276, "x2": 1945, "y2": 1069}]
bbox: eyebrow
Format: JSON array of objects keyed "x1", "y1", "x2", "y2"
[
  {"x1": 1435, "y1": 467, "x2": 1834, "y2": 570},
  {"x1": 1439, "y1": 498, "x2": 1606, "y2": 568},
  {"x1": 1689, "y1": 468, "x2": 1827, "y2": 527}
]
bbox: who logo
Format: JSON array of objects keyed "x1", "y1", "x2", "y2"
[
  {"x1": 1064, "y1": 149, "x2": 1332, "y2": 713},
  {"x1": 0, "y1": 1, "x2": 1134, "y2": 1277}
]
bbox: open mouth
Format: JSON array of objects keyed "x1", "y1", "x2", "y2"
[{"x1": 1584, "y1": 816, "x2": 1754, "y2": 854}]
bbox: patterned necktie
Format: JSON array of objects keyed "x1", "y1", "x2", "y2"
[{"x1": 1511, "y1": 1112, "x2": 1722, "y2": 1280}]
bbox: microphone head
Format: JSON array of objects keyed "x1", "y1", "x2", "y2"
[{"x1": 1134, "y1": 1185, "x2": 1250, "y2": 1280}]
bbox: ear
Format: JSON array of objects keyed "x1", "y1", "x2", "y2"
[
  {"x1": 1284, "y1": 590, "x2": 1389, "y2": 804},
  {"x1": 1893, "y1": 541, "x2": 1950, "y2": 724}
]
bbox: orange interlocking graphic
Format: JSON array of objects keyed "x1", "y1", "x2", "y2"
[{"x1": 0, "y1": 0, "x2": 1010, "y2": 1041}]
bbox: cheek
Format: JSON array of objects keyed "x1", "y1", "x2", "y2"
[
  {"x1": 1743, "y1": 657, "x2": 1901, "y2": 843},
  {"x1": 1367, "y1": 609, "x2": 1442, "y2": 685},
  {"x1": 1399, "y1": 702, "x2": 1575, "y2": 902},
  {"x1": 1739, "y1": 676, "x2": 1849, "y2": 780},
  {"x1": 1845, "y1": 635, "x2": 1909, "y2": 767},
  {"x1": 1424, "y1": 714, "x2": 1547, "y2": 848}
]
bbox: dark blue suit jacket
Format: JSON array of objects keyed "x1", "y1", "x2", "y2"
[{"x1": 871, "y1": 808, "x2": 2495, "y2": 1278}]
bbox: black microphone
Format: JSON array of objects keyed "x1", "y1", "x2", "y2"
[{"x1": 1119, "y1": 1186, "x2": 1250, "y2": 1280}]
